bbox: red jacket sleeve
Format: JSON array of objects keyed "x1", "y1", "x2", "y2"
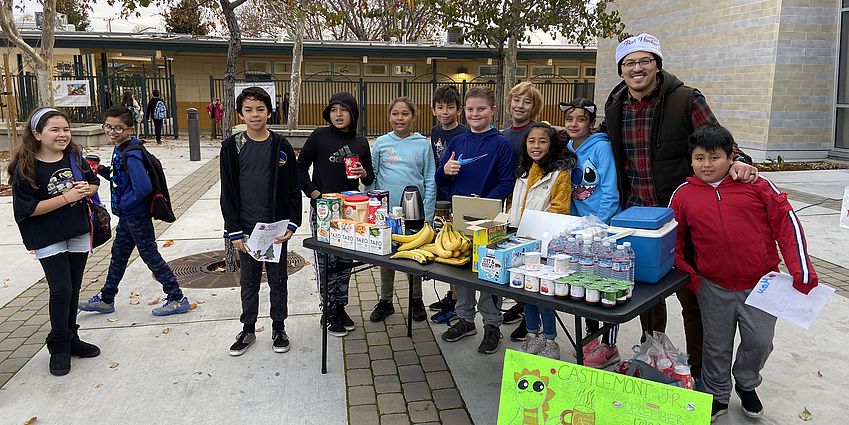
[
  {"x1": 670, "y1": 188, "x2": 701, "y2": 292},
  {"x1": 759, "y1": 178, "x2": 818, "y2": 294}
]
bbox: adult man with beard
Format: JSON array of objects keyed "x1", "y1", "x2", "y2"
[{"x1": 601, "y1": 33, "x2": 759, "y2": 385}]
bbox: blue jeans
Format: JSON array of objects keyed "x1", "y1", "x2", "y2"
[
  {"x1": 100, "y1": 214, "x2": 183, "y2": 303},
  {"x1": 524, "y1": 304, "x2": 557, "y2": 339}
]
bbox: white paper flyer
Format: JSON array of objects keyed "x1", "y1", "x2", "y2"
[
  {"x1": 745, "y1": 272, "x2": 835, "y2": 329},
  {"x1": 246, "y1": 220, "x2": 290, "y2": 263}
]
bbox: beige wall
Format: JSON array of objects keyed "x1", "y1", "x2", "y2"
[{"x1": 595, "y1": 0, "x2": 838, "y2": 161}]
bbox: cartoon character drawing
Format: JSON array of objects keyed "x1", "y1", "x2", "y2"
[
  {"x1": 509, "y1": 368, "x2": 557, "y2": 425},
  {"x1": 571, "y1": 159, "x2": 599, "y2": 201}
]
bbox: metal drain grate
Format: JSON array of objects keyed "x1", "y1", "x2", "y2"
[{"x1": 166, "y1": 250, "x2": 307, "y2": 289}]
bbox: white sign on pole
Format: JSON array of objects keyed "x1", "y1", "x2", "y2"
[
  {"x1": 234, "y1": 82, "x2": 277, "y2": 111},
  {"x1": 52, "y1": 80, "x2": 92, "y2": 107}
]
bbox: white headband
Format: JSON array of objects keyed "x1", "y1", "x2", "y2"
[{"x1": 30, "y1": 107, "x2": 59, "y2": 130}]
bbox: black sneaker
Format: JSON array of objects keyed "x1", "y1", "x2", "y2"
[
  {"x1": 441, "y1": 319, "x2": 477, "y2": 342},
  {"x1": 335, "y1": 305, "x2": 356, "y2": 331},
  {"x1": 710, "y1": 400, "x2": 728, "y2": 422},
  {"x1": 502, "y1": 303, "x2": 525, "y2": 324},
  {"x1": 229, "y1": 331, "x2": 256, "y2": 356},
  {"x1": 272, "y1": 330, "x2": 290, "y2": 353},
  {"x1": 324, "y1": 310, "x2": 348, "y2": 337},
  {"x1": 735, "y1": 386, "x2": 763, "y2": 417},
  {"x1": 429, "y1": 291, "x2": 455, "y2": 311},
  {"x1": 411, "y1": 298, "x2": 427, "y2": 322},
  {"x1": 510, "y1": 317, "x2": 528, "y2": 341},
  {"x1": 370, "y1": 300, "x2": 395, "y2": 322},
  {"x1": 478, "y1": 325, "x2": 502, "y2": 354}
]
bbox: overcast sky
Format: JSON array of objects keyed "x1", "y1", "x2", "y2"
[{"x1": 17, "y1": 0, "x2": 164, "y2": 32}]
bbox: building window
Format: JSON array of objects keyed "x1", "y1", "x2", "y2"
[
  {"x1": 837, "y1": 5, "x2": 849, "y2": 149},
  {"x1": 305, "y1": 62, "x2": 331, "y2": 75},
  {"x1": 557, "y1": 66, "x2": 580, "y2": 78},
  {"x1": 364, "y1": 64, "x2": 389, "y2": 76},
  {"x1": 273, "y1": 61, "x2": 291, "y2": 75},
  {"x1": 531, "y1": 66, "x2": 554, "y2": 76},
  {"x1": 245, "y1": 60, "x2": 271, "y2": 74},
  {"x1": 478, "y1": 65, "x2": 526, "y2": 77},
  {"x1": 583, "y1": 67, "x2": 596, "y2": 78},
  {"x1": 392, "y1": 64, "x2": 416, "y2": 76},
  {"x1": 334, "y1": 62, "x2": 361, "y2": 76}
]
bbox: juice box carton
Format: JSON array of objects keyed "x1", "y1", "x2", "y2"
[
  {"x1": 355, "y1": 223, "x2": 372, "y2": 252},
  {"x1": 466, "y1": 212, "x2": 509, "y2": 272},
  {"x1": 339, "y1": 219, "x2": 356, "y2": 250},
  {"x1": 369, "y1": 225, "x2": 392, "y2": 255},
  {"x1": 329, "y1": 219, "x2": 344, "y2": 247}
]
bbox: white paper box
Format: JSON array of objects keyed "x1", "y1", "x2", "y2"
[
  {"x1": 355, "y1": 223, "x2": 372, "y2": 252},
  {"x1": 369, "y1": 225, "x2": 392, "y2": 255}
]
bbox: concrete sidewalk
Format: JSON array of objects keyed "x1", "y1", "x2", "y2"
[{"x1": 0, "y1": 148, "x2": 847, "y2": 425}]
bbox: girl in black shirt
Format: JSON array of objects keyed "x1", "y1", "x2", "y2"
[{"x1": 8, "y1": 108, "x2": 101, "y2": 376}]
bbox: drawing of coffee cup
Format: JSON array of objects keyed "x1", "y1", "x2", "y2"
[{"x1": 560, "y1": 405, "x2": 595, "y2": 425}]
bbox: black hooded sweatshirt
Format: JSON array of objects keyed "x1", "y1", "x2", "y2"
[{"x1": 297, "y1": 92, "x2": 374, "y2": 205}]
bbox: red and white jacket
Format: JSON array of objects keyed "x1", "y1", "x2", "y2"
[{"x1": 669, "y1": 175, "x2": 818, "y2": 294}]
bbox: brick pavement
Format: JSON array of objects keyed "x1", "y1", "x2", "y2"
[{"x1": 0, "y1": 157, "x2": 220, "y2": 387}]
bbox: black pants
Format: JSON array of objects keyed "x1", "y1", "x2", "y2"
[
  {"x1": 40, "y1": 252, "x2": 88, "y2": 349},
  {"x1": 238, "y1": 247, "x2": 289, "y2": 331},
  {"x1": 152, "y1": 119, "x2": 163, "y2": 144}
]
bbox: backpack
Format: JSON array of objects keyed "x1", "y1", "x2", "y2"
[
  {"x1": 121, "y1": 144, "x2": 176, "y2": 222},
  {"x1": 153, "y1": 100, "x2": 167, "y2": 120}
]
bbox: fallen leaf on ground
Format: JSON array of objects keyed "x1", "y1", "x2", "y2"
[
  {"x1": 147, "y1": 296, "x2": 161, "y2": 305},
  {"x1": 800, "y1": 407, "x2": 813, "y2": 421},
  {"x1": 106, "y1": 318, "x2": 118, "y2": 322},
  {"x1": 189, "y1": 303, "x2": 198, "y2": 310},
  {"x1": 109, "y1": 361, "x2": 119, "y2": 369},
  {"x1": 29, "y1": 250, "x2": 35, "y2": 255},
  {"x1": 162, "y1": 327, "x2": 170, "y2": 334},
  {"x1": 214, "y1": 267, "x2": 225, "y2": 273},
  {"x1": 2, "y1": 279, "x2": 8, "y2": 288},
  {"x1": 816, "y1": 370, "x2": 823, "y2": 377},
  {"x1": 255, "y1": 326, "x2": 265, "y2": 333},
  {"x1": 196, "y1": 299, "x2": 205, "y2": 304},
  {"x1": 90, "y1": 278, "x2": 98, "y2": 283},
  {"x1": 162, "y1": 240, "x2": 174, "y2": 247},
  {"x1": 23, "y1": 417, "x2": 37, "y2": 425},
  {"x1": 95, "y1": 384, "x2": 102, "y2": 389},
  {"x1": 129, "y1": 299, "x2": 140, "y2": 305}
]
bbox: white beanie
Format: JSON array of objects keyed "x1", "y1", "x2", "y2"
[{"x1": 615, "y1": 33, "x2": 663, "y2": 66}]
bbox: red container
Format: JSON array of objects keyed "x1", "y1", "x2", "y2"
[
  {"x1": 344, "y1": 154, "x2": 360, "y2": 179},
  {"x1": 85, "y1": 154, "x2": 101, "y2": 174}
]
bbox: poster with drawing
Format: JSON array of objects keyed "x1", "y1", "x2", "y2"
[
  {"x1": 246, "y1": 220, "x2": 289, "y2": 263},
  {"x1": 52, "y1": 80, "x2": 91, "y2": 107},
  {"x1": 234, "y1": 82, "x2": 277, "y2": 111},
  {"x1": 498, "y1": 350, "x2": 712, "y2": 425}
]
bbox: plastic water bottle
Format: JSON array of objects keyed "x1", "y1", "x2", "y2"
[
  {"x1": 612, "y1": 245, "x2": 631, "y2": 282},
  {"x1": 591, "y1": 237, "x2": 603, "y2": 275},
  {"x1": 623, "y1": 241, "x2": 636, "y2": 283},
  {"x1": 565, "y1": 237, "x2": 580, "y2": 271},
  {"x1": 580, "y1": 237, "x2": 596, "y2": 275},
  {"x1": 597, "y1": 241, "x2": 613, "y2": 278}
]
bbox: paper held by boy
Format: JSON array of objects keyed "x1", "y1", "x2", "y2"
[
  {"x1": 745, "y1": 272, "x2": 835, "y2": 329},
  {"x1": 246, "y1": 220, "x2": 290, "y2": 263}
]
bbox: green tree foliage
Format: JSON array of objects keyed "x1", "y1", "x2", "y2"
[
  {"x1": 163, "y1": 0, "x2": 210, "y2": 35},
  {"x1": 57, "y1": 0, "x2": 90, "y2": 31}
]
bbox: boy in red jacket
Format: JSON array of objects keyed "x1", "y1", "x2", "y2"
[{"x1": 670, "y1": 124, "x2": 818, "y2": 422}]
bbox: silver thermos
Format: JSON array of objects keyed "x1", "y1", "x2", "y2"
[{"x1": 400, "y1": 185, "x2": 424, "y2": 234}]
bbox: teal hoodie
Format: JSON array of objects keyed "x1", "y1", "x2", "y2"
[
  {"x1": 567, "y1": 132, "x2": 621, "y2": 224},
  {"x1": 368, "y1": 131, "x2": 437, "y2": 221}
]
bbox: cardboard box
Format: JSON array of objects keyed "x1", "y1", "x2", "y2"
[
  {"x1": 477, "y1": 237, "x2": 541, "y2": 284},
  {"x1": 466, "y1": 212, "x2": 510, "y2": 272},
  {"x1": 369, "y1": 225, "x2": 392, "y2": 255},
  {"x1": 316, "y1": 221, "x2": 331, "y2": 243},
  {"x1": 355, "y1": 223, "x2": 372, "y2": 252},
  {"x1": 329, "y1": 219, "x2": 344, "y2": 247},
  {"x1": 339, "y1": 219, "x2": 356, "y2": 250}
]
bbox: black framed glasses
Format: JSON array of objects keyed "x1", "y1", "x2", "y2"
[
  {"x1": 102, "y1": 124, "x2": 127, "y2": 133},
  {"x1": 621, "y1": 57, "x2": 656, "y2": 69}
]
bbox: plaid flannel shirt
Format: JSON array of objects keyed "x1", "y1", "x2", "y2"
[{"x1": 621, "y1": 87, "x2": 718, "y2": 207}]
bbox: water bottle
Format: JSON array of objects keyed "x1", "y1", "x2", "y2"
[
  {"x1": 565, "y1": 237, "x2": 580, "y2": 271},
  {"x1": 579, "y1": 237, "x2": 596, "y2": 275},
  {"x1": 597, "y1": 241, "x2": 613, "y2": 278},
  {"x1": 591, "y1": 237, "x2": 603, "y2": 275},
  {"x1": 612, "y1": 245, "x2": 631, "y2": 282},
  {"x1": 623, "y1": 241, "x2": 636, "y2": 283}
]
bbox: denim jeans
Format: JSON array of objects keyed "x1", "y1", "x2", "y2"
[{"x1": 524, "y1": 304, "x2": 557, "y2": 339}]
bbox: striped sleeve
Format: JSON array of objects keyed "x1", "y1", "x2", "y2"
[{"x1": 759, "y1": 177, "x2": 818, "y2": 294}]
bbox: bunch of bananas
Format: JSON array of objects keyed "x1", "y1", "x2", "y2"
[
  {"x1": 419, "y1": 222, "x2": 472, "y2": 266},
  {"x1": 389, "y1": 223, "x2": 436, "y2": 264}
]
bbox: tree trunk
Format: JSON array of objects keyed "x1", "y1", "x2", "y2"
[
  {"x1": 0, "y1": 0, "x2": 56, "y2": 107},
  {"x1": 494, "y1": 49, "x2": 506, "y2": 129},
  {"x1": 220, "y1": 0, "x2": 242, "y2": 140},
  {"x1": 286, "y1": 1, "x2": 306, "y2": 131},
  {"x1": 502, "y1": 34, "x2": 518, "y2": 127}
]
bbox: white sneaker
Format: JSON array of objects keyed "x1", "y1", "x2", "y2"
[
  {"x1": 538, "y1": 339, "x2": 561, "y2": 360},
  {"x1": 521, "y1": 333, "x2": 545, "y2": 354}
]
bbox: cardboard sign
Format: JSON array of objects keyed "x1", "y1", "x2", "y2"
[{"x1": 498, "y1": 350, "x2": 712, "y2": 425}]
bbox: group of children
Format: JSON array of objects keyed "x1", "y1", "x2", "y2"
[{"x1": 10, "y1": 79, "x2": 819, "y2": 421}]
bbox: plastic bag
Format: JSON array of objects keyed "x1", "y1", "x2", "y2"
[
  {"x1": 617, "y1": 331, "x2": 694, "y2": 389},
  {"x1": 570, "y1": 214, "x2": 609, "y2": 241}
]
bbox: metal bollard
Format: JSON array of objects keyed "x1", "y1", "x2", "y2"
[{"x1": 187, "y1": 108, "x2": 201, "y2": 161}]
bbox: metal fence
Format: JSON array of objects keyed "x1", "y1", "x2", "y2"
[
  {"x1": 210, "y1": 77, "x2": 595, "y2": 137},
  {"x1": 2, "y1": 74, "x2": 179, "y2": 138}
]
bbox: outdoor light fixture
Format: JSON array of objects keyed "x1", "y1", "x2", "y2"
[
  {"x1": 457, "y1": 66, "x2": 468, "y2": 74},
  {"x1": 362, "y1": 56, "x2": 368, "y2": 64}
]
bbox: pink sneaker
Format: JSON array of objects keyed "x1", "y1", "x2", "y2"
[
  {"x1": 582, "y1": 338, "x2": 600, "y2": 357},
  {"x1": 584, "y1": 343, "x2": 620, "y2": 368}
]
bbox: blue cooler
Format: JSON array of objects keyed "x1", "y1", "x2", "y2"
[{"x1": 608, "y1": 207, "x2": 677, "y2": 284}]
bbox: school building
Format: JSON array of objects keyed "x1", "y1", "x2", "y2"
[
  {"x1": 594, "y1": 0, "x2": 849, "y2": 161},
  {"x1": 0, "y1": 31, "x2": 597, "y2": 137}
]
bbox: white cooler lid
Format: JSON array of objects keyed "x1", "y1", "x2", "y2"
[{"x1": 606, "y1": 219, "x2": 677, "y2": 243}]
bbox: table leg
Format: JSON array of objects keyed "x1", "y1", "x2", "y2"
[
  {"x1": 321, "y1": 251, "x2": 328, "y2": 375},
  {"x1": 574, "y1": 315, "x2": 584, "y2": 366},
  {"x1": 406, "y1": 273, "x2": 414, "y2": 338}
]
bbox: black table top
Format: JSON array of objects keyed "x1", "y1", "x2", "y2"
[{"x1": 303, "y1": 237, "x2": 688, "y2": 324}]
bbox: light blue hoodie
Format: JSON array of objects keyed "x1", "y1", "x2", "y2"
[
  {"x1": 567, "y1": 132, "x2": 621, "y2": 224},
  {"x1": 368, "y1": 131, "x2": 437, "y2": 221}
]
